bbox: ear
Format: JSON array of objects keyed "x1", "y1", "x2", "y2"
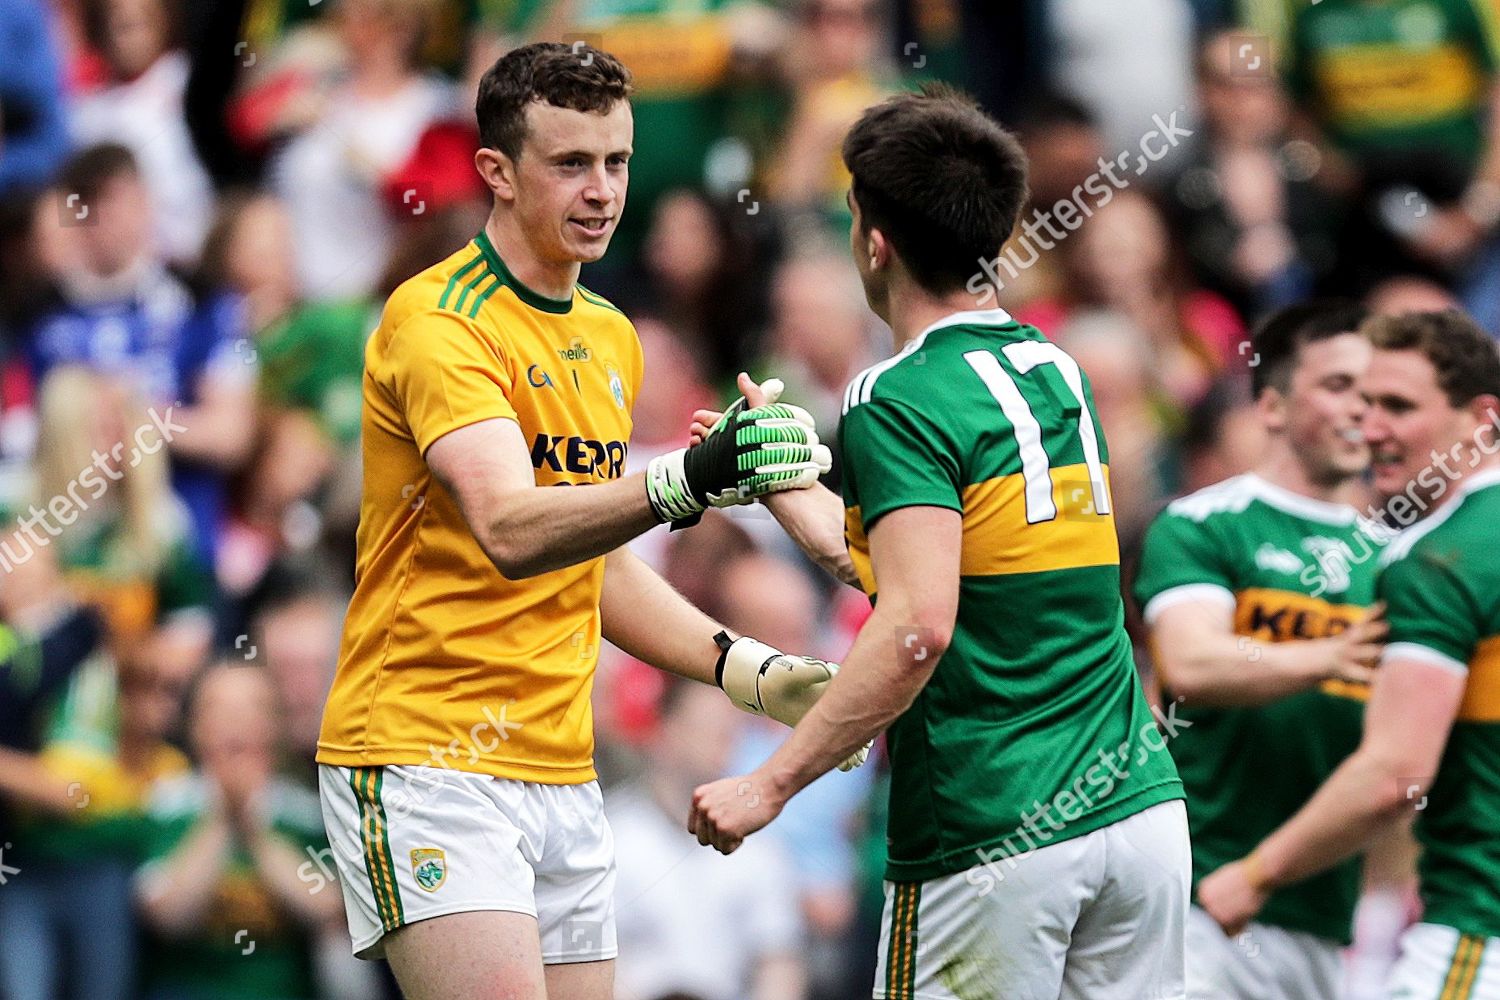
[
  {"x1": 1466, "y1": 393, "x2": 1500, "y2": 439},
  {"x1": 1256, "y1": 385, "x2": 1287, "y2": 434},
  {"x1": 474, "y1": 147, "x2": 517, "y2": 203},
  {"x1": 865, "y1": 224, "x2": 891, "y2": 274}
]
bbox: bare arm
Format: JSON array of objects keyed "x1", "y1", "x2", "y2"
[
  {"x1": 599, "y1": 546, "x2": 726, "y2": 685},
  {"x1": 0, "y1": 747, "x2": 78, "y2": 816},
  {"x1": 1197, "y1": 655, "x2": 1464, "y2": 932},
  {"x1": 170, "y1": 373, "x2": 257, "y2": 471},
  {"x1": 136, "y1": 812, "x2": 234, "y2": 934},
  {"x1": 426, "y1": 418, "x2": 661, "y2": 579},
  {"x1": 688, "y1": 506, "x2": 959, "y2": 852},
  {"x1": 1148, "y1": 599, "x2": 1384, "y2": 707},
  {"x1": 763, "y1": 485, "x2": 861, "y2": 589},
  {"x1": 246, "y1": 827, "x2": 343, "y2": 924}
]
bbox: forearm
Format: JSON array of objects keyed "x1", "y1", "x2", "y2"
[
  {"x1": 764, "y1": 485, "x2": 861, "y2": 590},
  {"x1": 1162, "y1": 635, "x2": 1334, "y2": 706},
  {"x1": 1253, "y1": 749, "x2": 1406, "y2": 889},
  {"x1": 137, "y1": 817, "x2": 233, "y2": 933},
  {"x1": 482, "y1": 475, "x2": 660, "y2": 579},
  {"x1": 249, "y1": 830, "x2": 341, "y2": 923},
  {"x1": 0, "y1": 748, "x2": 77, "y2": 815},
  {"x1": 599, "y1": 547, "x2": 723, "y2": 685},
  {"x1": 761, "y1": 603, "x2": 936, "y2": 800}
]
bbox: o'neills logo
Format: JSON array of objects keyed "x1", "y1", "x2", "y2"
[{"x1": 558, "y1": 337, "x2": 591, "y2": 362}]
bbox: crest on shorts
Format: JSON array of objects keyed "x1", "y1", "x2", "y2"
[{"x1": 411, "y1": 848, "x2": 446, "y2": 892}]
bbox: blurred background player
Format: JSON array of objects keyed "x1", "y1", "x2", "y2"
[
  {"x1": 688, "y1": 86, "x2": 1190, "y2": 1000},
  {"x1": 314, "y1": 41, "x2": 849, "y2": 1000},
  {"x1": 1199, "y1": 310, "x2": 1500, "y2": 1000},
  {"x1": 1134, "y1": 301, "x2": 1392, "y2": 999}
]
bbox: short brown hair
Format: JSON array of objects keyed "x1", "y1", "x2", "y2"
[
  {"x1": 475, "y1": 42, "x2": 633, "y2": 160},
  {"x1": 842, "y1": 83, "x2": 1029, "y2": 294},
  {"x1": 1363, "y1": 310, "x2": 1500, "y2": 408}
]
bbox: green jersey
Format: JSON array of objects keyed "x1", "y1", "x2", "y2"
[
  {"x1": 1377, "y1": 467, "x2": 1500, "y2": 939},
  {"x1": 1134, "y1": 473, "x2": 1382, "y2": 943},
  {"x1": 839, "y1": 309, "x2": 1183, "y2": 883},
  {"x1": 1287, "y1": 0, "x2": 1499, "y2": 168},
  {"x1": 138, "y1": 774, "x2": 327, "y2": 1000}
]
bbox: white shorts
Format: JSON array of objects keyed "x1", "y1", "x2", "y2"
[
  {"x1": 1385, "y1": 922, "x2": 1498, "y2": 1000},
  {"x1": 1184, "y1": 905, "x2": 1343, "y2": 999},
  {"x1": 873, "y1": 799, "x2": 1190, "y2": 1000},
  {"x1": 317, "y1": 764, "x2": 617, "y2": 962}
]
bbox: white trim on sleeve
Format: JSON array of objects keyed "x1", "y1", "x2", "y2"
[
  {"x1": 1382, "y1": 641, "x2": 1469, "y2": 676},
  {"x1": 1142, "y1": 583, "x2": 1237, "y2": 626}
]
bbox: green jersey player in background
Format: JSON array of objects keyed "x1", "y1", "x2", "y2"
[
  {"x1": 1199, "y1": 310, "x2": 1500, "y2": 1000},
  {"x1": 1134, "y1": 301, "x2": 1391, "y2": 999},
  {"x1": 687, "y1": 84, "x2": 1188, "y2": 1000}
]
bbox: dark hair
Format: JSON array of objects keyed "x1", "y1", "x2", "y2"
[
  {"x1": 842, "y1": 83, "x2": 1029, "y2": 295},
  {"x1": 1363, "y1": 310, "x2": 1500, "y2": 408},
  {"x1": 1249, "y1": 300, "x2": 1370, "y2": 398},
  {"x1": 59, "y1": 143, "x2": 140, "y2": 202},
  {"x1": 475, "y1": 42, "x2": 633, "y2": 160}
]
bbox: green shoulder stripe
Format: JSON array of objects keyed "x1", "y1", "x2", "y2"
[
  {"x1": 577, "y1": 284, "x2": 625, "y2": 316},
  {"x1": 438, "y1": 251, "x2": 487, "y2": 311}
]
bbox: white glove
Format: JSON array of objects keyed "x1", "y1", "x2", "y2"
[{"x1": 715, "y1": 633, "x2": 870, "y2": 771}]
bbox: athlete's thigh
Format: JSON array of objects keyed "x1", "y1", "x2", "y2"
[
  {"x1": 1062, "y1": 801, "x2": 1191, "y2": 1000},
  {"x1": 874, "y1": 836, "x2": 1094, "y2": 1000},
  {"x1": 543, "y1": 958, "x2": 614, "y2": 1000},
  {"x1": 384, "y1": 909, "x2": 546, "y2": 1000}
]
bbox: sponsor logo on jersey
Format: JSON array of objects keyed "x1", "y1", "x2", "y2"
[
  {"x1": 527, "y1": 364, "x2": 554, "y2": 389},
  {"x1": 1254, "y1": 543, "x2": 1305, "y2": 576},
  {"x1": 1302, "y1": 537, "x2": 1354, "y2": 593},
  {"x1": 607, "y1": 365, "x2": 625, "y2": 409},
  {"x1": 557, "y1": 337, "x2": 591, "y2": 363},
  {"x1": 530, "y1": 433, "x2": 627, "y2": 478},
  {"x1": 411, "y1": 848, "x2": 446, "y2": 892}
]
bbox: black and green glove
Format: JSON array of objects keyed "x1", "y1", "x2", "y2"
[{"x1": 645, "y1": 398, "x2": 831, "y2": 523}]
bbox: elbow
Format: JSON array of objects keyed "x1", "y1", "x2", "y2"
[
  {"x1": 897, "y1": 615, "x2": 953, "y2": 668},
  {"x1": 485, "y1": 533, "x2": 549, "y2": 580}
]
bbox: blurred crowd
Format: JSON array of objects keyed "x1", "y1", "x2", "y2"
[{"x1": 0, "y1": 0, "x2": 1496, "y2": 998}]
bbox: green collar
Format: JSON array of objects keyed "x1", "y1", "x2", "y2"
[{"x1": 474, "y1": 229, "x2": 574, "y2": 315}]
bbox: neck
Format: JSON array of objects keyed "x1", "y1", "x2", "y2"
[
  {"x1": 1404, "y1": 452, "x2": 1500, "y2": 521},
  {"x1": 1255, "y1": 444, "x2": 1361, "y2": 506},
  {"x1": 484, "y1": 214, "x2": 578, "y2": 301},
  {"x1": 883, "y1": 279, "x2": 991, "y2": 354}
]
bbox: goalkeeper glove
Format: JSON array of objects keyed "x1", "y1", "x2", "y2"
[
  {"x1": 714, "y1": 632, "x2": 870, "y2": 771},
  {"x1": 645, "y1": 398, "x2": 831, "y2": 524}
]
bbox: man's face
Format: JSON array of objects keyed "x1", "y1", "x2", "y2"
[
  {"x1": 79, "y1": 173, "x2": 152, "y2": 277},
  {"x1": 1274, "y1": 333, "x2": 1371, "y2": 485},
  {"x1": 509, "y1": 100, "x2": 632, "y2": 265},
  {"x1": 1361, "y1": 349, "x2": 1470, "y2": 504}
]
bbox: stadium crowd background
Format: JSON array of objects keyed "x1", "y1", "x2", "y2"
[{"x1": 0, "y1": 0, "x2": 1496, "y2": 997}]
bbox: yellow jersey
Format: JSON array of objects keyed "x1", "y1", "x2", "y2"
[{"x1": 317, "y1": 230, "x2": 642, "y2": 784}]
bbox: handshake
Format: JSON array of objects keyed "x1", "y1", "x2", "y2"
[
  {"x1": 644, "y1": 378, "x2": 830, "y2": 523},
  {"x1": 647, "y1": 375, "x2": 867, "y2": 770}
]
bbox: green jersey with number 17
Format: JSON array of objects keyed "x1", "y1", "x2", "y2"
[
  {"x1": 1133, "y1": 474, "x2": 1382, "y2": 944},
  {"x1": 838, "y1": 308, "x2": 1183, "y2": 883}
]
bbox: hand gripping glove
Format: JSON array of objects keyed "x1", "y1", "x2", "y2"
[
  {"x1": 714, "y1": 632, "x2": 870, "y2": 771},
  {"x1": 645, "y1": 398, "x2": 831, "y2": 524}
]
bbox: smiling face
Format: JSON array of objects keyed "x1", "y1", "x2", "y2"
[
  {"x1": 1270, "y1": 333, "x2": 1372, "y2": 486},
  {"x1": 1361, "y1": 348, "x2": 1475, "y2": 504},
  {"x1": 483, "y1": 99, "x2": 632, "y2": 268}
]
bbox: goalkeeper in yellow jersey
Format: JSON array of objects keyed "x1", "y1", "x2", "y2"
[{"x1": 315, "y1": 42, "x2": 854, "y2": 1000}]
